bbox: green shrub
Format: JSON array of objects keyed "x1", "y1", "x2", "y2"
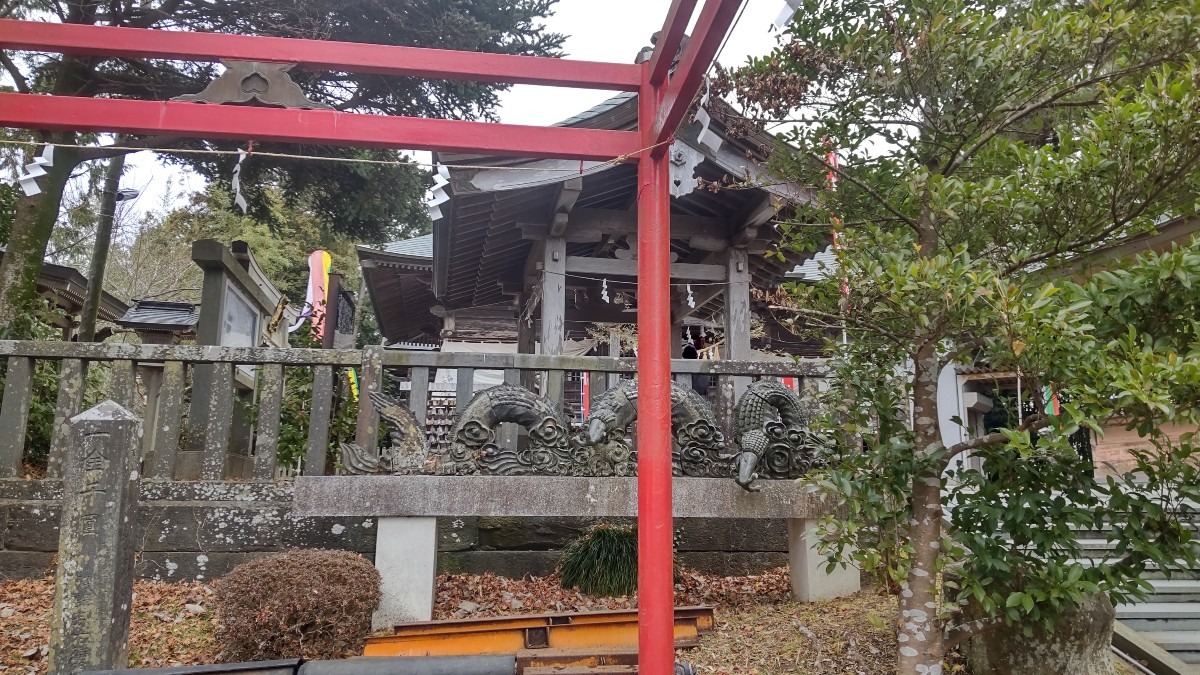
[
  {"x1": 559, "y1": 523, "x2": 639, "y2": 597},
  {"x1": 263, "y1": 322, "x2": 360, "y2": 473},
  {"x1": 214, "y1": 549, "x2": 380, "y2": 660}
]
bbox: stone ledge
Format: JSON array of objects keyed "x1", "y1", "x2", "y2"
[
  {"x1": 0, "y1": 479, "x2": 293, "y2": 503},
  {"x1": 294, "y1": 476, "x2": 833, "y2": 519},
  {"x1": 0, "y1": 551, "x2": 54, "y2": 579}
]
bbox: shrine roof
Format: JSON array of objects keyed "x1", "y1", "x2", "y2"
[
  {"x1": 116, "y1": 300, "x2": 199, "y2": 333},
  {"x1": 0, "y1": 246, "x2": 129, "y2": 323},
  {"x1": 380, "y1": 233, "x2": 433, "y2": 260},
  {"x1": 429, "y1": 93, "x2": 825, "y2": 319},
  {"x1": 357, "y1": 237, "x2": 438, "y2": 345}
]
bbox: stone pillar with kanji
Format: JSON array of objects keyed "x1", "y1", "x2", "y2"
[{"x1": 48, "y1": 400, "x2": 142, "y2": 675}]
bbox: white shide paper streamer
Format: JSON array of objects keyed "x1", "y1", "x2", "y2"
[
  {"x1": 428, "y1": 164, "x2": 451, "y2": 221},
  {"x1": 231, "y1": 148, "x2": 249, "y2": 213},
  {"x1": 695, "y1": 78, "x2": 722, "y2": 154},
  {"x1": 775, "y1": 0, "x2": 802, "y2": 28},
  {"x1": 16, "y1": 145, "x2": 55, "y2": 197}
]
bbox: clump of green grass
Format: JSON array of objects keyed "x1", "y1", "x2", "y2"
[{"x1": 559, "y1": 523, "x2": 639, "y2": 597}]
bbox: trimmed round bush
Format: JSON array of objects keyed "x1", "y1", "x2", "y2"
[
  {"x1": 214, "y1": 549, "x2": 381, "y2": 661},
  {"x1": 559, "y1": 523, "x2": 639, "y2": 597}
]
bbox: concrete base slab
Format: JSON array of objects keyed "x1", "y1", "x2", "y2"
[
  {"x1": 787, "y1": 518, "x2": 860, "y2": 602},
  {"x1": 373, "y1": 517, "x2": 438, "y2": 631}
]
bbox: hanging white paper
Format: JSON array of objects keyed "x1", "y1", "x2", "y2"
[
  {"x1": 695, "y1": 78, "x2": 722, "y2": 154},
  {"x1": 231, "y1": 148, "x2": 249, "y2": 213},
  {"x1": 427, "y1": 164, "x2": 451, "y2": 221},
  {"x1": 775, "y1": 0, "x2": 803, "y2": 28},
  {"x1": 601, "y1": 278, "x2": 610, "y2": 303},
  {"x1": 15, "y1": 144, "x2": 55, "y2": 197},
  {"x1": 686, "y1": 284, "x2": 696, "y2": 308}
]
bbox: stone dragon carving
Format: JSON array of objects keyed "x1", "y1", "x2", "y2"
[
  {"x1": 341, "y1": 379, "x2": 824, "y2": 488},
  {"x1": 446, "y1": 384, "x2": 573, "y2": 476},
  {"x1": 339, "y1": 392, "x2": 429, "y2": 475},
  {"x1": 580, "y1": 379, "x2": 731, "y2": 478},
  {"x1": 731, "y1": 379, "x2": 824, "y2": 491}
]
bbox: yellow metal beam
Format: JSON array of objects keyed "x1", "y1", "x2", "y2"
[{"x1": 364, "y1": 606, "x2": 713, "y2": 658}]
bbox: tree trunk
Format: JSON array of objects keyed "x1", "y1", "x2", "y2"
[
  {"x1": 898, "y1": 340, "x2": 947, "y2": 675},
  {"x1": 0, "y1": 145, "x2": 79, "y2": 339},
  {"x1": 78, "y1": 153, "x2": 126, "y2": 343},
  {"x1": 966, "y1": 593, "x2": 1118, "y2": 675}
]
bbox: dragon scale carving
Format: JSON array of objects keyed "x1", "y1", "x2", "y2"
[
  {"x1": 342, "y1": 378, "x2": 823, "y2": 488},
  {"x1": 446, "y1": 384, "x2": 573, "y2": 475},
  {"x1": 581, "y1": 379, "x2": 731, "y2": 478},
  {"x1": 731, "y1": 379, "x2": 824, "y2": 491},
  {"x1": 339, "y1": 392, "x2": 430, "y2": 475}
]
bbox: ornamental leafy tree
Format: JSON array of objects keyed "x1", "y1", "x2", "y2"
[
  {"x1": 719, "y1": 1, "x2": 1200, "y2": 672},
  {"x1": 0, "y1": 0, "x2": 563, "y2": 335}
]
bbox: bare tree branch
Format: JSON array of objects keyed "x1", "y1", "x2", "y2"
[
  {"x1": 765, "y1": 304, "x2": 908, "y2": 346},
  {"x1": 126, "y1": 0, "x2": 181, "y2": 28},
  {"x1": 940, "y1": 413, "x2": 1051, "y2": 469},
  {"x1": 0, "y1": 50, "x2": 29, "y2": 93}
]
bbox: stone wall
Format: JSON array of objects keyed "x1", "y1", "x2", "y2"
[{"x1": 0, "y1": 479, "x2": 788, "y2": 581}]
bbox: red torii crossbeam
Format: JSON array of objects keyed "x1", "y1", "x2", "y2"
[{"x1": 0, "y1": 2, "x2": 745, "y2": 671}]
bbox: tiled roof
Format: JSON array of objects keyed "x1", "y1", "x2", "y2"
[
  {"x1": 380, "y1": 233, "x2": 433, "y2": 259},
  {"x1": 116, "y1": 300, "x2": 198, "y2": 331},
  {"x1": 553, "y1": 91, "x2": 638, "y2": 127},
  {"x1": 788, "y1": 245, "x2": 837, "y2": 280}
]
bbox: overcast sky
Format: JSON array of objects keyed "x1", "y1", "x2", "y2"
[{"x1": 115, "y1": 0, "x2": 787, "y2": 219}]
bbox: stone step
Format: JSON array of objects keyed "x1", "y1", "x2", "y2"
[
  {"x1": 1147, "y1": 580, "x2": 1200, "y2": 603},
  {"x1": 1140, "y1": 631, "x2": 1200, "y2": 651},
  {"x1": 1117, "y1": 603, "x2": 1200, "y2": 632},
  {"x1": 1069, "y1": 558, "x2": 1200, "y2": 580},
  {"x1": 1139, "y1": 631, "x2": 1200, "y2": 663}
]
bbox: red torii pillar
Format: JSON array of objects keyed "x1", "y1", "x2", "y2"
[{"x1": 0, "y1": 2, "x2": 746, "y2": 670}]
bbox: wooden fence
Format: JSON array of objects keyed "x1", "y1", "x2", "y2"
[{"x1": 0, "y1": 340, "x2": 826, "y2": 482}]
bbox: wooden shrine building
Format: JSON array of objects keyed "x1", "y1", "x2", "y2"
[{"x1": 359, "y1": 89, "x2": 830, "y2": 404}]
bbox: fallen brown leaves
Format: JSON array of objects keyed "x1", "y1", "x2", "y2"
[
  {"x1": 1, "y1": 576, "x2": 219, "y2": 674},
  {"x1": 0, "y1": 577, "x2": 52, "y2": 674},
  {"x1": 4, "y1": 567, "x2": 898, "y2": 675},
  {"x1": 431, "y1": 567, "x2": 798, "y2": 621},
  {"x1": 685, "y1": 591, "x2": 900, "y2": 675},
  {"x1": 433, "y1": 567, "x2": 902, "y2": 674}
]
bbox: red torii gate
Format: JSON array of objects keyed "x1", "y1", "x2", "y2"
[{"x1": 0, "y1": 1, "x2": 745, "y2": 671}]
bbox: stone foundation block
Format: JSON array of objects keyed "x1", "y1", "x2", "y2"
[
  {"x1": 372, "y1": 517, "x2": 438, "y2": 631},
  {"x1": 787, "y1": 518, "x2": 860, "y2": 602}
]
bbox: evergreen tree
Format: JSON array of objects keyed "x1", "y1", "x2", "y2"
[
  {"x1": 721, "y1": 1, "x2": 1200, "y2": 671},
  {"x1": 0, "y1": 0, "x2": 564, "y2": 334}
]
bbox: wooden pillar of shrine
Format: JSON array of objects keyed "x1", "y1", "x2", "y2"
[
  {"x1": 718, "y1": 247, "x2": 752, "y2": 429},
  {"x1": 540, "y1": 236, "x2": 566, "y2": 403}
]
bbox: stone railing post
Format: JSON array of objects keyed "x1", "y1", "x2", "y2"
[{"x1": 48, "y1": 400, "x2": 142, "y2": 675}]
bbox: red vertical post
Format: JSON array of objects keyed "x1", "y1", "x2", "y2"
[{"x1": 637, "y1": 66, "x2": 675, "y2": 674}]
